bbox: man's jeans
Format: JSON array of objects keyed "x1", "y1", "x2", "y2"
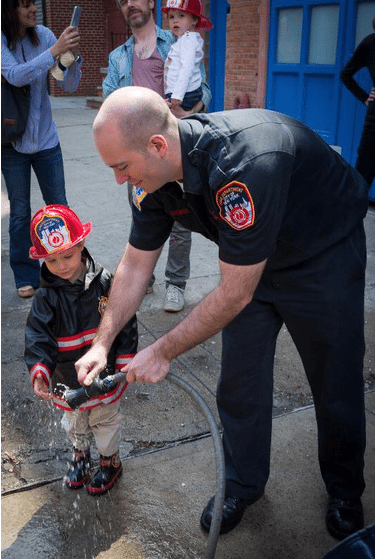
[
  {"x1": 1, "y1": 143, "x2": 68, "y2": 288},
  {"x1": 165, "y1": 220, "x2": 191, "y2": 289}
]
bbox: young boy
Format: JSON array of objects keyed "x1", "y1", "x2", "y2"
[
  {"x1": 162, "y1": 0, "x2": 212, "y2": 111},
  {"x1": 24, "y1": 205, "x2": 138, "y2": 496}
]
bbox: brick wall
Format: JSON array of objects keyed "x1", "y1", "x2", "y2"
[
  {"x1": 224, "y1": 0, "x2": 268, "y2": 110},
  {"x1": 45, "y1": 0, "x2": 107, "y2": 96},
  {"x1": 44, "y1": 0, "x2": 269, "y2": 106}
]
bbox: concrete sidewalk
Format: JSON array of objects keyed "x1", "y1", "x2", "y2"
[{"x1": 1, "y1": 96, "x2": 374, "y2": 559}]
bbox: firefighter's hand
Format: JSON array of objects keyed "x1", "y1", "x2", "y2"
[
  {"x1": 33, "y1": 373, "x2": 52, "y2": 400},
  {"x1": 121, "y1": 345, "x2": 170, "y2": 385},
  {"x1": 75, "y1": 345, "x2": 108, "y2": 387}
]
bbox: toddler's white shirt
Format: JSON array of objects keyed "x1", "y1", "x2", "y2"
[{"x1": 164, "y1": 31, "x2": 203, "y2": 101}]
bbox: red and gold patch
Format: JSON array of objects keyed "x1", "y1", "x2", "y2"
[
  {"x1": 98, "y1": 296, "x2": 108, "y2": 315},
  {"x1": 216, "y1": 181, "x2": 255, "y2": 230}
]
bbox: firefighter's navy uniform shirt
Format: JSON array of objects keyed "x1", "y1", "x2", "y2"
[{"x1": 129, "y1": 109, "x2": 369, "y2": 268}]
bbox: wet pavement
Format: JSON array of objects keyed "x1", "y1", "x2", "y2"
[{"x1": 1, "y1": 96, "x2": 375, "y2": 558}]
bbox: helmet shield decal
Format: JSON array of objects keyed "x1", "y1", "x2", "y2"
[{"x1": 35, "y1": 215, "x2": 72, "y2": 255}]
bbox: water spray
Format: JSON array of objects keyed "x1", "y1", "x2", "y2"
[{"x1": 65, "y1": 372, "x2": 225, "y2": 559}]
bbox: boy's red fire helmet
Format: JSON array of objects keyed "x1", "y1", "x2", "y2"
[{"x1": 29, "y1": 205, "x2": 92, "y2": 260}]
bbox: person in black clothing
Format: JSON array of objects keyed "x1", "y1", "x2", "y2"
[
  {"x1": 76, "y1": 87, "x2": 369, "y2": 541},
  {"x1": 340, "y1": 24, "x2": 375, "y2": 186}
]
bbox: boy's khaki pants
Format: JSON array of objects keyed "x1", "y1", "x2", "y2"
[{"x1": 62, "y1": 400, "x2": 123, "y2": 457}]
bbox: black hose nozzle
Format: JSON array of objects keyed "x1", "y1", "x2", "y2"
[{"x1": 65, "y1": 372, "x2": 126, "y2": 409}]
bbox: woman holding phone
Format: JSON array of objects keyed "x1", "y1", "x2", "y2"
[{"x1": 1, "y1": 0, "x2": 82, "y2": 298}]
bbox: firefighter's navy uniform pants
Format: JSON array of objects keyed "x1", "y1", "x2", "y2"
[{"x1": 218, "y1": 223, "x2": 367, "y2": 502}]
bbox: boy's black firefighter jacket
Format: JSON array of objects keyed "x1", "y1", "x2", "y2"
[{"x1": 24, "y1": 248, "x2": 138, "y2": 411}]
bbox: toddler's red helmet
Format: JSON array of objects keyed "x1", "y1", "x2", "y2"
[
  {"x1": 162, "y1": 0, "x2": 213, "y2": 30},
  {"x1": 29, "y1": 205, "x2": 92, "y2": 260}
]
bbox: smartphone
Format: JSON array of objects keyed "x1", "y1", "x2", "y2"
[{"x1": 70, "y1": 6, "x2": 82, "y2": 27}]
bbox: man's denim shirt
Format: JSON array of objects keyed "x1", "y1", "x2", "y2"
[{"x1": 102, "y1": 25, "x2": 211, "y2": 109}]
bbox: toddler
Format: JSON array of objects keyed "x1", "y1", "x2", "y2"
[{"x1": 162, "y1": 0, "x2": 213, "y2": 111}]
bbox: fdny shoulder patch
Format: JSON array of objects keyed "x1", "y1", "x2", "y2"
[
  {"x1": 216, "y1": 181, "x2": 255, "y2": 230},
  {"x1": 132, "y1": 186, "x2": 148, "y2": 211},
  {"x1": 98, "y1": 296, "x2": 108, "y2": 315}
]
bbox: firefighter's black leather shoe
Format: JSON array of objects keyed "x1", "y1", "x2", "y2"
[
  {"x1": 86, "y1": 453, "x2": 123, "y2": 496},
  {"x1": 326, "y1": 497, "x2": 364, "y2": 540},
  {"x1": 65, "y1": 448, "x2": 91, "y2": 490},
  {"x1": 200, "y1": 491, "x2": 264, "y2": 534}
]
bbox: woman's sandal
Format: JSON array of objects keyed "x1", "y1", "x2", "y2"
[{"x1": 17, "y1": 285, "x2": 35, "y2": 298}]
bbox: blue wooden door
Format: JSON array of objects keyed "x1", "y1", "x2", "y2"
[
  {"x1": 208, "y1": 1, "x2": 230, "y2": 112},
  {"x1": 266, "y1": 0, "x2": 374, "y2": 160}
]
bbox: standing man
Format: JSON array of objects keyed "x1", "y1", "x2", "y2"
[
  {"x1": 103, "y1": 0, "x2": 211, "y2": 312},
  {"x1": 76, "y1": 87, "x2": 369, "y2": 542}
]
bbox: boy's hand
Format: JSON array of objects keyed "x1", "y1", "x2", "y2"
[{"x1": 33, "y1": 374, "x2": 52, "y2": 400}]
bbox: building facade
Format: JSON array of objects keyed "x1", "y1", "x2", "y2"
[{"x1": 42, "y1": 0, "x2": 374, "y2": 171}]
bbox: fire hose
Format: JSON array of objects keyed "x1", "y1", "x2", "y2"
[{"x1": 65, "y1": 372, "x2": 225, "y2": 559}]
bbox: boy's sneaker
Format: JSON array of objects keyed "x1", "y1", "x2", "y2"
[
  {"x1": 86, "y1": 453, "x2": 123, "y2": 496},
  {"x1": 164, "y1": 285, "x2": 185, "y2": 312},
  {"x1": 65, "y1": 448, "x2": 91, "y2": 490}
]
